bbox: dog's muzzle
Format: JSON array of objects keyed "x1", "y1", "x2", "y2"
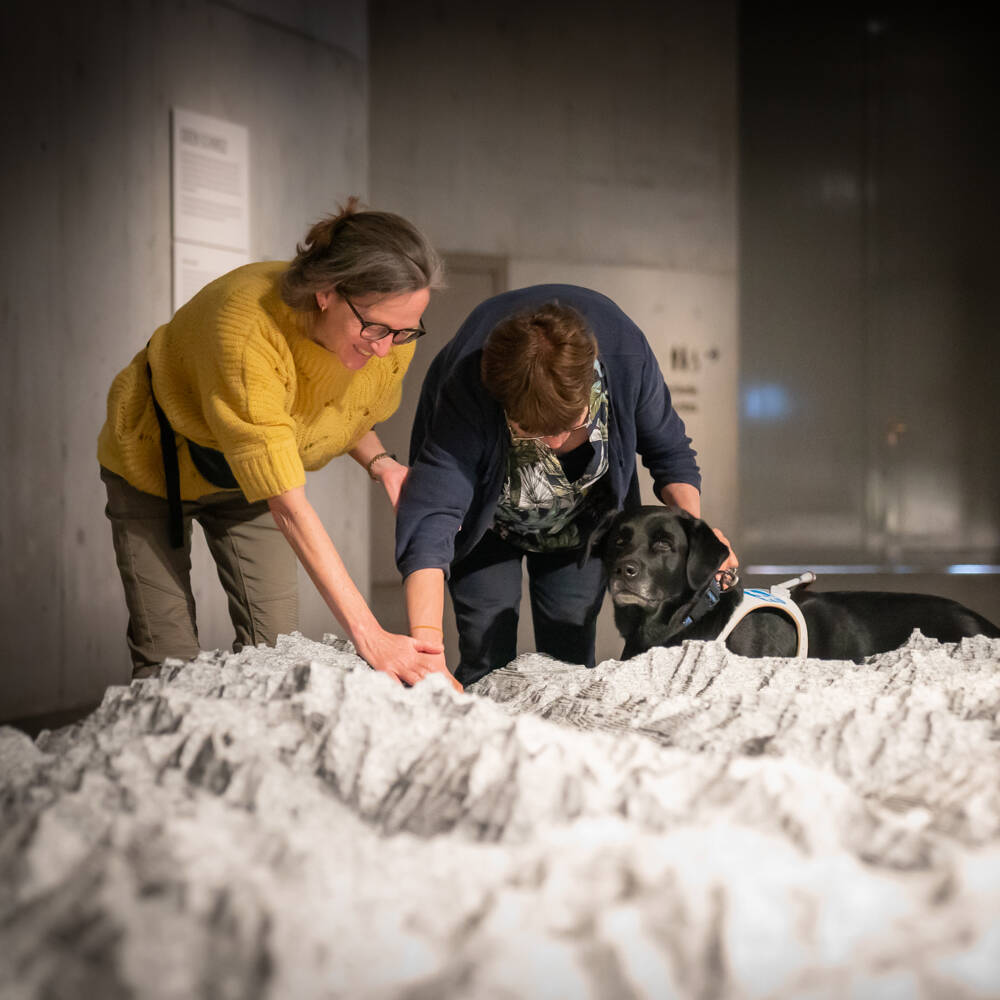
[{"x1": 609, "y1": 558, "x2": 660, "y2": 607}]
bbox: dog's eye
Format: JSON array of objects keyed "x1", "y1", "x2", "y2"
[
  {"x1": 614, "y1": 534, "x2": 626, "y2": 547},
  {"x1": 652, "y1": 539, "x2": 674, "y2": 553}
]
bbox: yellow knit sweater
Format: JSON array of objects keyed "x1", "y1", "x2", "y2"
[{"x1": 97, "y1": 261, "x2": 415, "y2": 503}]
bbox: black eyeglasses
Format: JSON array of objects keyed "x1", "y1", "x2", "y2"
[{"x1": 344, "y1": 296, "x2": 427, "y2": 345}]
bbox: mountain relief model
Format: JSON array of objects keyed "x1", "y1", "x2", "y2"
[{"x1": 2, "y1": 630, "x2": 1000, "y2": 998}]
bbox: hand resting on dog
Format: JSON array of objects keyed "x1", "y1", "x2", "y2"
[{"x1": 600, "y1": 506, "x2": 1000, "y2": 660}]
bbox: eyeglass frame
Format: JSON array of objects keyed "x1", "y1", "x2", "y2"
[
  {"x1": 343, "y1": 295, "x2": 427, "y2": 345},
  {"x1": 505, "y1": 409, "x2": 593, "y2": 442}
]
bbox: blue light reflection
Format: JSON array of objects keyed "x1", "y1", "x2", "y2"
[{"x1": 742, "y1": 383, "x2": 792, "y2": 422}]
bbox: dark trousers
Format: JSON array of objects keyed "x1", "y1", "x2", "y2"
[{"x1": 449, "y1": 529, "x2": 607, "y2": 687}]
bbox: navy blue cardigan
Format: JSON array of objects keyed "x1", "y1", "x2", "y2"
[{"x1": 395, "y1": 284, "x2": 701, "y2": 579}]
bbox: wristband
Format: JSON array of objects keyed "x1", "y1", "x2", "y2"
[
  {"x1": 365, "y1": 451, "x2": 396, "y2": 480},
  {"x1": 411, "y1": 624, "x2": 443, "y2": 634}
]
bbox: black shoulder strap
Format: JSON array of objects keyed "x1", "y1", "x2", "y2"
[{"x1": 147, "y1": 362, "x2": 184, "y2": 548}]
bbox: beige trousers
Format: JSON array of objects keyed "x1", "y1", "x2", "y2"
[{"x1": 101, "y1": 468, "x2": 298, "y2": 676}]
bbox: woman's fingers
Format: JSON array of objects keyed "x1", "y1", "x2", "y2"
[
  {"x1": 711, "y1": 527, "x2": 739, "y2": 589},
  {"x1": 369, "y1": 632, "x2": 462, "y2": 693},
  {"x1": 712, "y1": 527, "x2": 739, "y2": 570},
  {"x1": 414, "y1": 644, "x2": 464, "y2": 693},
  {"x1": 412, "y1": 638, "x2": 445, "y2": 655}
]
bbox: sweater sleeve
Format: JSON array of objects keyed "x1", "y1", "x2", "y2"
[{"x1": 193, "y1": 320, "x2": 305, "y2": 503}]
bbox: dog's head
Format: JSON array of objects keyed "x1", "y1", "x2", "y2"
[{"x1": 600, "y1": 506, "x2": 731, "y2": 645}]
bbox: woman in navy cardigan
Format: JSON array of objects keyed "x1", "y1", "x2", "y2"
[{"x1": 395, "y1": 284, "x2": 735, "y2": 687}]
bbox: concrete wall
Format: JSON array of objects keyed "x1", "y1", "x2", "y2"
[
  {"x1": 370, "y1": 1, "x2": 736, "y2": 275},
  {"x1": 368, "y1": 0, "x2": 739, "y2": 664},
  {"x1": 0, "y1": 0, "x2": 368, "y2": 722}
]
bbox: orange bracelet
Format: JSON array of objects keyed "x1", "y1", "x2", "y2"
[{"x1": 411, "y1": 624, "x2": 443, "y2": 633}]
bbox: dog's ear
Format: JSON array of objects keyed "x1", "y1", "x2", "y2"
[
  {"x1": 579, "y1": 507, "x2": 622, "y2": 568},
  {"x1": 684, "y1": 515, "x2": 730, "y2": 591}
]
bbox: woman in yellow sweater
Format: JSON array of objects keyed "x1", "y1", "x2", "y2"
[{"x1": 98, "y1": 201, "x2": 460, "y2": 690}]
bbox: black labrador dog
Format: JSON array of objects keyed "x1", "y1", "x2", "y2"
[{"x1": 601, "y1": 506, "x2": 1000, "y2": 660}]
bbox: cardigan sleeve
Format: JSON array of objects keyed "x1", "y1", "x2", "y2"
[
  {"x1": 632, "y1": 334, "x2": 702, "y2": 496},
  {"x1": 395, "y1": 360, "x2": 493, "y2": 578}
]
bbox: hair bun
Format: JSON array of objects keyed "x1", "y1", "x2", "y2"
[
  {"x1": 281, "y1": 199, "x2": 442, "y2": 312},
  {"x1": 332, "y1": 194, "x2": 363, "y2": 221},
  {"x1": 301, "y1": 196, "x2": 366, "y2": 254}
]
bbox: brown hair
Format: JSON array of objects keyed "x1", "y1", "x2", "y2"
[
  {"x1": 280, "y1": 196, "x2": 443, "y2": 311},
  {"x1": 480, "y1": 303, "x2": 598, "y2": 434}
]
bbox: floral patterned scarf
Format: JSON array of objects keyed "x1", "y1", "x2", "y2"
[{"x1": 493, "y1": 361, "x2": 610, "y2": 552}]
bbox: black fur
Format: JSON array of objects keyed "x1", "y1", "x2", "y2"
[{"x1": 602, "y1": 506, "x2": 1000, "y2": 660}]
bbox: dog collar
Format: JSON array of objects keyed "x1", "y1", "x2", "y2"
[{"x1": 664, "y1": 571, "x2": 739, "y2": 641}]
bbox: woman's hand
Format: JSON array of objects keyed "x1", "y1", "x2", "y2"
[
  {"x1": 409, "y1": 624, "x2": 458, "y2": 691},
  {"x1": 349, "y1": 432, "x2": 409, "y2": 512},
  {"x1": 373, "y1": 457, "x2": 409, "y2": 513},
  {"x1": 361, "y1": 628, "x2": 463, "y2": 692},
  {"x1": 712, "y1": 526, "x2": 739, "y2": 587},
  {"x1": 658, "y1": 484, "x2": 739, "y2": 589},
  {"x1": 268, "y1": 486, "x2": 463, "y2": 691},
  {"x1": 402, "y1": 570, "x2": 459, "y2": 687}
]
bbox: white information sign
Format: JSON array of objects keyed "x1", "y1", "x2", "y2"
[
  {"x1": 171, "y1": 243, "x2": 251, "y2": 314},
  {"x1": 171, "y1": 108, "x2": 250, "y2": 312},
  {"x1": 171, "y1": 108, "x2": 249, "y2": 250}
]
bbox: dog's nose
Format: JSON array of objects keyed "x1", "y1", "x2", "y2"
[{"x1": 616, "y1": 559, "x2": 640, "y2": 580}]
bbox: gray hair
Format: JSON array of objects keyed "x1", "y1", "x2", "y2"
[{"x1": 280, "y1": 197, "x2": 443, "y2": 311}]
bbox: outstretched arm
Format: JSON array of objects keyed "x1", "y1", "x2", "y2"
[
  {"x1": 267, "y1": 485, "x2": 459, "y2": 689},
  {"x1": 403, "y1": 567, "x2": 460, "y2": 690}
]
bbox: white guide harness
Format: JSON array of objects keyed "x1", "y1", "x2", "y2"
[{"x1": 717, "y1": 572, "x2": 816, "y2": 658}]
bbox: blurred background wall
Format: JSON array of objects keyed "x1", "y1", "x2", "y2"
[
  {"x1": 739, "y1": 3, "x2": 999, "y2": 626},
  {"x1": 2, "y1": 0, "x2": 996, "y2": 725},
  {"x1": 1, "y1": 0, "x2": 371, "y2": 722}
]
